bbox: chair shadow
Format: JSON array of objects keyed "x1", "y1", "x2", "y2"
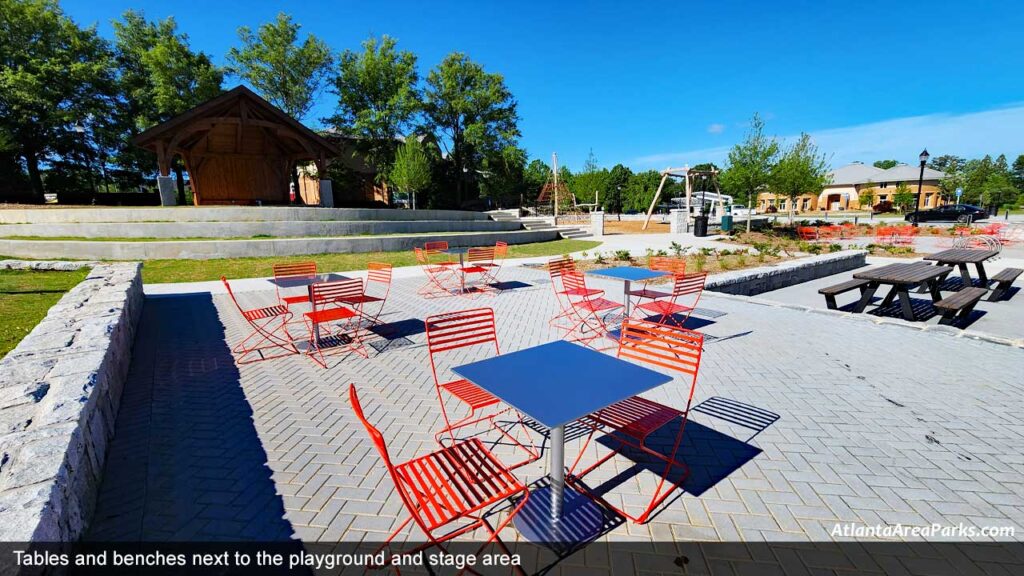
[
  {"x1": 488, "y1": 280, "x2": 533, "y2": 291},
  {"x1": 369, "y1": 318, "x2": 426, "y2": 340},
  {"x1": 86, "y1": 293, "x2": 295, "y2": 542},
  {"x1": 691, "y1": 397, "x2": 780, "y2": 442}
]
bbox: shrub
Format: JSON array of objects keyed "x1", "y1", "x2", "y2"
[
  {"x1": 594, "y1": 251, "x2": 606, "y2": 264},
  {"x1": 669, "y1": 241, "x2": 684, "y2": 257},
  {"x1": 693, "y1": 252, "x2": 707, "y2": 272},
  {"x1": 735, "y1": 253, "x2": 748, "y2": 267},
  {"x1": 872, "y1": 200, "x2": 894, "y2": 213},
  {"x1": 613, "y1": 249, "x2": 632, "y2": 262},
  {"x1": 829, "y1": 243, "x2": 842, "y2": 253}
]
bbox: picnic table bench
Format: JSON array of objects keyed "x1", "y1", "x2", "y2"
[
  {"x1": 923, "y1": 248, "x2": 999, "y2": 287},
  {"x1": 851, "y1": 261, "x2": 953, "y2": 321},
  {"x1": 818, "y1": 278, "x2": 872, "y2": 310},
  {"x1": 934, "y1": 287, "x2": 989, "y2": 325},
  {"x1": 988, "y1": 267, "x2": 1022, "y2": 301}
]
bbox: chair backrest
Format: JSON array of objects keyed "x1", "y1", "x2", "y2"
[
  {"x1": 220, "y1": 276, "x2": 247, "y2": 314},
  {"x1": 649, "y1": 255, "x2": 686, "y2": 275},
  {"x1": 672, "y1": 272, "x2": 707, "y2": 298},
  {"x1": 467, "y1": 246, "x2": 495, "y2": 264},
  {"x1": 560, "y1": 270, "x2": 593, "y2": 298},
  {"x1": 547, "y1": 256, "x2": 576, "y2": 278},
  {"x1": 424, "y1": 240, "x2": 449, "y2": 251},
  {"x1": 617, "y1": 319, "x2": 704, "y2": 403},
  {"x1": 367, "y1": 262, "x2": 393, "y2": 288},
  {"x1": 310, "y1": 278, "x2": 364, "y2": 313},
  {"x1": 495, "y1": 241, "x2": 508, "y2": 257},
  {"x1": 425, "y1": 308, "x2": 500, "y2": 384},
  {"x1": 273, "y1": 261, "x2": 317, "y2": 280}
]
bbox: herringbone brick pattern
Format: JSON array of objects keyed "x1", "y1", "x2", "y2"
[{"x1": 89, "y1": 265, "x2": 1024, "y2": 568}]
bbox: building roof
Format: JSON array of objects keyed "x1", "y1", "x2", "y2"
[
  {"x1": 827, "y1": 162, "x2": 885, "y2": 186},
  {"x1": 858, "y1": 164, "x2": 946, "y2": 184}
]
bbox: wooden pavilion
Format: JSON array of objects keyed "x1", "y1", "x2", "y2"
[{"x1": 133, "y1": 86, "x2": 339, "y2": 205}]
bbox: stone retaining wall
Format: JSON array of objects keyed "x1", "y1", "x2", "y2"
[
  {"x1": 706, "y1": 250, "x2": 868, "y2": 296},
  {"x1": 0, "y1": 206, "x2": 490, "y2": 224},
  {"x1": 0, "y1": 229, "x2": 561, "y2": 261},
  {"x1": 0, "y1": 262, "x2": 143, "y2": 541}
]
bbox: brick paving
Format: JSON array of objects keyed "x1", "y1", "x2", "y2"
[{"x1": 88, "y1": 265, "x2": 1024, "y2": 565}]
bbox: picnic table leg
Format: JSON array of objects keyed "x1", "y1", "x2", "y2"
[
  {"x1": 975, "y1": 262, "x2": 988, "y2": 285},
  {"x1": 880, "y1": 285, "x2": 900, "y2": 307},
  {"x1": 927, "y1": 278, "x2": 943, "y2": 303},
  {"x1": 853, "y1": 282, "x2": 879, "y2": 313},
  {"x1": 896, "y1": 286, "x2": 915, "y2": 321},
  {"x1": 957, "y1": 263, "x2": 972, "y2": 287}
]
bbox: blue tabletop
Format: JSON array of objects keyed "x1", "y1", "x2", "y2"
[
  {"x1": 586, "y1": 266, "x2": 668, "y2": 282},
  {"x1": 453, "y1": 340, "x2": 672, "y2": 429}
]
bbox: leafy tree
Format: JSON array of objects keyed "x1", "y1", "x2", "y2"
[
  {"x1": 720, "y1": 113, "x2": 780, "y2": 231},
  {"x1": 227, "y1": 13, "x2": 333, "y2": 121},
  {"x1": 979, "y1": 173, "x2": 1018, "y2": 211},
  {"x1": 892, "y1": 182, "x2": 915, "y2": 212},
  {"x1": 622, "y1": 170, "x2": 663, "y2": 213},
  {"x1": 569, "y1": 149, "x2": 608, "y2": 207},
  {"x1": 1011, "y1": 154, "x2": 1024, "y2": 192},
  {"x1": 389, "y1": 136, "x2": 431, "y2": 209},
  {"x1": 522, "y1": 158, "x2": 550, "y2": 205},
  {"x1": 113, "y1": 10, "x2": 223, "y2": 202},
  {"x1": 858, "y1": 181, "x2": 876, "y2": 209},
  {"x1": 932, "y1": 155, "x2": 965, "y2": 204},
  {"x1": 479, "y1": 145, "x2": 527, "y2": 209},
  {"x1": 961, "y1": 155, "x2": 995, "y2": 204},
  {"x1": 872, "y1": 159, "x2": 899, "y2": 169},
  {"x1": 422, "y1": 52, "x2": 519, "y2": 206},
  {"x1": 329, "y1": 35, "x2": 419, "y2": 184},
  {"x1": 769, "y1": 133, "x2": 830, "y2": 225},
  {"x1": 0, "y1": 0, "x2": 118, "y2": 201},
  {"x1": 604, "y1": 163, "x2": 632, "y2": 213}
]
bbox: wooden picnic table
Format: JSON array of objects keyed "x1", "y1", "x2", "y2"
[
  {"x1": 922, "y1": 248, "x2": 999, "y2": 287},
  {"x1": 852, "y1": 261, "x2": 953, "y2": 321}
]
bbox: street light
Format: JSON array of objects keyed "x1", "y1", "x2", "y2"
[{"x1": 913, "y1": 148, "x2": 929, "y2": 227}]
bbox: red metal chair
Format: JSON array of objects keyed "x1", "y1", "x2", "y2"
[
  {"x1": 348, "y1": 384, "x2": 529, "y2": 568},
  {"x1": 272, "y1": 261, "x2": 317, "y2": 308},
  {"x1": 874, "y1": 226, "x2": 896, "y2": 245},
  {"x1": 415, "y1": 247, "x2": 459, "y2": 298},
  {"x1": 568, "y1": 319, "x2": 704, "y2": 524},
  {"x1": 424, "y1": 240, "x2": 458, "y2": 267},
  {"x1": 548, "y1": 256, "x2": 584, "y2": 332},
  {"x1": 425, "y1": 308, "x2": 539, "y2": 468},
  {"x1": 482, "y1": 240, "x2": 509, "y2": 283},
  {"x1": 337, "y1": 262, "x2": 392, "y2": 327},
  {"x1": 839, "y1": 222, "x2": 857, "y2": 239},
  {"x1": 303, "y1": 279, "x2": 367, "y2": 368},
  {"x1": 797, "y1": 226, "x2": 819, "y2": 241},
  {"x1": 818, "y1": 225, "x2": 841, "y2": 240},
  {"x1": 561, "y1": 270, "x2": 623, "y2": 349},
  {"x1": 221, "y1": 276, "x2": 299, "y2": 364},
  {"x1": 631, "y1": 272, "x2": 707, "y2": 328},
  {"x1": 628, "y1": 255, "x2": 687, "y2": 305},
  {"x1": 461, "y1": 246, "x2": 497, "y2": 294}
]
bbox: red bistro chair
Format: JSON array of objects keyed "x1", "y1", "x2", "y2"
[
  {"x1": 272, "y1": 261, "x2": 317, "y2": 308},
  {"x1": 797, "y1": 226, "x2": 819, "y2": 241},
  {"x1": 627, "y1": 255, "x2": 687, "y2": 305},
  {"x1": 303, "y1": 279, "x2": 367, "y2": 368},
  {"x1": 337, "y1": 262, "x2": 392, "y2": 327},
  {"x1": 424, "y1": 240, "x2": 458, "y2": 267},
  {"x1": 462, "y1": 246, "x2": 497, "y2": 294},
  {"x1": 415, "y1": 247, "x2": 459, "y2": 298},
  {"x1": 561, "y1": 270, "x2": 623, "y2": 349},
  {"x1": 221, "y1": 276, "x2": 298, "y2": 364},
  {"x1": 631, "y1": 272, "x2": 708, "y2": 328},
  {"x1": 348, "y1": 384, "x2": 529, "y2": 568},
  {"x1": 486, "y1": 240, "x2": 509, "y2": 282},
  {"x1": 568, "y1": 319, "x2": 704, "y2": 524},
  {"x1": 547, "y1": 256, "x2": 582, "y2": 332},
  {"x1": 424, "y1": 308, "x2": 539, "y2": 469}
]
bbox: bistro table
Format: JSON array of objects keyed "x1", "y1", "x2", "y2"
[
  {"x1": 442, "y1": 247, "x2": 471, "y2": 293},
  {"x1": 852, "y1": 261, "x2": 953, "y2": 321},
  {"x1": 453, "y1": 340, "x2": 672, "y2": 544},
  {"x1": 586, "y1": 266, "x2": 669, "y2": 316},
  {"x1": 923, "y1": 248, "x2": 999, "y2": 288}
]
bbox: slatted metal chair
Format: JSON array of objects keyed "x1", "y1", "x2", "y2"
[
  {"x1": 627, "y1": 256, "x2": 687, "y2": 305},
  {"x1": 797, "y1": 226, "x2": 819, "y2": 241},
  {"x1": 482, "y1": 241, "x2": 509, "y2": 283},
  {"x1": 631, "y1": 272, "x2": 707, "y2": 328},
  {"x1": 425, "y1": 308, "x2": 539, "y2": 468},
  {"x1": 424, "y1": 240, "x2": 458, "y2": 267},
  {"x1": 337, "y1": 262, "x2": 392, "y2": 326},
  {"x1": 568, "y1": 319, "x2": 704, "y2": 524},
  {"x1": 221, "y1": 276, "x2": 299, "y2": 364},
  {"x1": 547, "y1": 256, "x2": 581, "y2": 332},
  {"x1": 272, "y1": 261, "x2": 317, "y2": 308},
  {"x1": 415, "y1": 247, "x2": 459, "y2": 298},
  {"x1": 461, "y1": 246, "x2": 496, "y2": 294},
  {"x1": 348, "y1": 384, "x2": 529, "y2": 568},
  {"x1": 303, "y1": 279, "x2": 367, "y2": 368},
  {"x1": 561, "y1": 270, "x2": 623, "y2": 349}
]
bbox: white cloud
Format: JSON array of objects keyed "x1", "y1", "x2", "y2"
[
  {"x1": 707, "y1": 123, "x2": 725, "y2": 134},
  {"x1": 632, "y1": 104, "x2": 1024, "y2": 169}
]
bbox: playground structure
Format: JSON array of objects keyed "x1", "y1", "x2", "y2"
[
  {"x1": 642, "y1": 166, "x2": 728, "y2": 231},
  {"x1": 535, "y1": 153, "x2": 597, "y2": 223}
]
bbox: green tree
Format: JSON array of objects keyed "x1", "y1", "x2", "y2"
[
  {"x1": 522, "y1": 158, "x2": 550, "y2": 205},
  {"x1": 422, "y1": 52, "x2": 519, "y2": 206},
  {"x1": 389, "y1": 136, "x2": 431, "y2": 209},
  {"x1": 479, "y1": 145, "x2": 527, "y2": 209},
  {"x1": 329, "y1": 35, "x2": 419, "y2": 185},
  {"x1": 569, "y1": 149, "x2": 608, "y2": 207},
  {"x1": 931, "y1": 155, "x2": 965, "y2": 204},
  {"x1": 113, "y1": 10, "x2": 223, "y2": 202},
  {"x1": 227, "y1": 13, "x2": 333, "y2": 121},
  {"x1": 979, "y1": 173, "x2": 1018, "y2": 211},
  {"x1": 622, "y1": 170, "x2": 663, "y2": 213},
  {"x1": 1011, "y1": 154, "x2": 1024, "y2": 192},
  {"x1": 720, "y1": 113, "x2": 780, "y2": 232},
  {"x1": 892, "y1": 182, "x2": 915, "y2": 212},
  {"x1": 0, "y1": 0, "x2": 118, "y2": 201},
  {"x1": 769, "y1": 133, "x2": 830, "y2": 225},
  {"x1": 604, "y1": 163, "x2": 632, "y2": 213},
  {"x1": 858, "y1": 181, "x2": 876, "y2": 209},
  {"x1": 872, "y1": 159, "x2": 899, "y2": 169}
]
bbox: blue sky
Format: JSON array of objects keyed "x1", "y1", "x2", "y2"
[{"x1": 63, "y1": 0, "x2": 1024, "y2": 172}]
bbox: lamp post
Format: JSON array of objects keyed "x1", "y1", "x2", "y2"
[{"x1": 913, "y1": 148, "x2": 929, "y2": 227}]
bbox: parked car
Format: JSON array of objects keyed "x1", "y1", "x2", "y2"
[{"x1": 904, "y1": 204, "x2": 989, "y2": 223}]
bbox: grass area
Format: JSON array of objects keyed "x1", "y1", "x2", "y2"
[
  {"x1": 141, "y1": 238, "x2": 601, "y2": 284},
  {"x1": 0, "y1": 268, "x2": 90, "y2": 358}
]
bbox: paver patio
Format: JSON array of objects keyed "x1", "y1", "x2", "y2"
[{"x1": 87, "y1": 264, "x2": 1024, "y2": 570}]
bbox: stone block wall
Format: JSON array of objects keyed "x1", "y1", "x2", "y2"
[
  {"x1": 706, "y1": 250, "x2": 868, "y2": 296},
  {"x1": 0, "y1": 262, "x2": 142, "y2": 541}
]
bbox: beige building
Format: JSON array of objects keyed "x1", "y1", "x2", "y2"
[{"x1": 758, "y1": 161, "x2": 948, "y2": 213}]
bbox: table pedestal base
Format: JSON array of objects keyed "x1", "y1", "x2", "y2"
[{"x1": 512, "y1": 485, "x2": 607, "y2": 546}]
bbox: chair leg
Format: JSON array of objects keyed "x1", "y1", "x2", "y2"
[{"x1": 232, "y1": 315, "x2": 299, "y2": 365}]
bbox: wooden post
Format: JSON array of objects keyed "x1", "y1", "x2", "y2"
[
  {"x1": 552, "y1": 152, "x2": 559, "y2": 223},
  {"x1": 642, "y1": 171, "x2": 670, "y2": 231},
  {"x1": 684, "y1": 169, "x2": 692, "y2": 232}
]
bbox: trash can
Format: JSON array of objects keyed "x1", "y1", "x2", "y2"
[
  {"x1": 693, "y1": 215, "x2": 709, "y2": 237},
  {"x1": 720, "y1": 215, "x2": 733, "y2": 233}
]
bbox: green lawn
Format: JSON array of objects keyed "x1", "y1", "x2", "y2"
[
  {"x1": 0, "y1": 268, "x2": 90, "y2": 358},
  {"x1": 141, "y1": 238, "x2": 601, "y2": 284}
]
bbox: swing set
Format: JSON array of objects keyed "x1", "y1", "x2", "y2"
[{"x1": 641, "y1": 166, "x2": 730, "y2": 231}]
